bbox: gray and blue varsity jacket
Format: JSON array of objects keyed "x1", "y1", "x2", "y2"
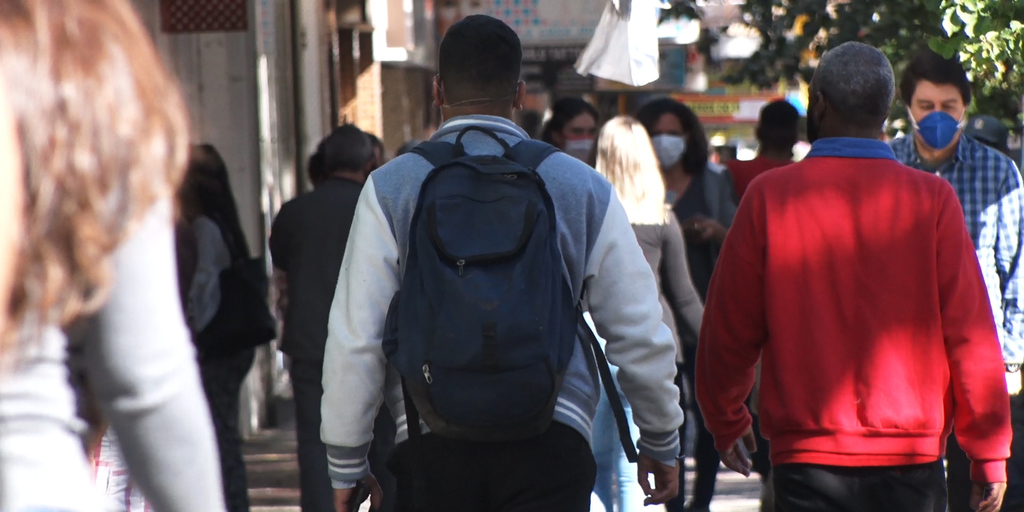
[{"x1": 320, "y1": 115, "x2": 684, "y2": 488}]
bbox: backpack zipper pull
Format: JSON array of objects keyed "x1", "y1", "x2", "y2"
[
  {"x1": 422, "y1": 363, "x2": 433, "y2": 384},
  {"x1": 457, "y1": 259, "x2": 465, "y2": 276}
]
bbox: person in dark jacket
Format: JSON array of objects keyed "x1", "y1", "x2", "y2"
[{"x1": 269, "y1": 125, "x2": 392, "y2": 512}]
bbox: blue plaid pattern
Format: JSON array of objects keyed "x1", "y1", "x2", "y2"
[{"x1": 892, "y1": 134, "x2": 1024, "y2": 363}]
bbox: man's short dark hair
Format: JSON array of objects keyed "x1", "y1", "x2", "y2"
[
  {"x1": 438, "y1": 15, "x2": 522, "y2": 104},
  {"x1": 319, "y1": 124, "x2": 373, "y2": 174},
  {"x1": 811, "y1": 42, "x2": 895, "y2": 129},
  {"x1": 757, "y1": 100, "x2": 800, "y2": 150},
  {"x1": 899, "y1": 48, "x2": 972, "y2": 106}
]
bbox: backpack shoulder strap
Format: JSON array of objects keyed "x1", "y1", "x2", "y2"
[
  {"x1": 409, "y1": 141, "x2": 458, "y2": 168},
  {"x1": 578, "y1": 308, "x2": 640, "y2": 464},
  {"x1": 509, "y1": 140, "x2": 559, "y2": 171}
]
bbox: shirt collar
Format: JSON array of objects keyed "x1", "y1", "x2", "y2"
[
  {"x1": 432, "y1": 115, "x2": 529, "y2": 141},
  {"x1": 954, "y1": 133, "x2": 973, "y2": 163},
  {"x1": 805, "y1": 137, "x2": 898, "y2": 161}
]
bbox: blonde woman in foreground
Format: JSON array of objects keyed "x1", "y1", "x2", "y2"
[
  {"x1": 0, "y1": 72, "x2": 20, "y2": 339},
  {"x1": 0, "y1": 0, "x2": 225, "y2": 511},
  {"x1": 590, "y1": 116, "x2": 704, "y2": 512}
]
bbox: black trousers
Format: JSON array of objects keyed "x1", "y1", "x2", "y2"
[
  {"x1": 200, "y1": 349, "x2": 255, "y2": 512},
  {"x1": 388, "y1": 422, "x2": 596, "y2": 512},
  {"x1": 291, "y1": 358, "x2": 397, "y2": 512},
  {"x1": 774, "y1": 461, "x2": 946, "y2": 512}
]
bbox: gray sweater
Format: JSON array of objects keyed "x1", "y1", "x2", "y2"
[{"x1": 0, "y1": 200, "x2": 226, "y2": 512}]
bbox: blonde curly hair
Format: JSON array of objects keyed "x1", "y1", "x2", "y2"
[{"x1": 0, "y1": 0, "x2": 189, "y2": 342}]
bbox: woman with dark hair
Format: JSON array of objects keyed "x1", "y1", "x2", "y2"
[
  {"x1": 0, "y1": 0, "x2": 225, "y2": 511},
  {"x1": 636, "y1": 97, "x2": 738, "y2": 512},
  {"x1": 180, "y1": 144, "x2": 256, "y2": 512},
  {"x1": 540, "y1": 97, "x2": 600, "y2": 162}
]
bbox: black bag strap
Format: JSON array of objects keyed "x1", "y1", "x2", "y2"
[
  {"x1": 207, "y1": 213, "x2": 246, "y2": 265},
  {"x1": 400, "y1": 380, "x2": 427, "y2": 511},
  {"x1": 409, "y1": 130, "x2": 559, "y2": 172},
  {"x1": 453, "y1": 126, "x2": 512, "y2": 156},
  {"x1": 578, "y1": 288, "x2": 640, "y2": 463},
  {"x1": 409, "y1": 141, "x2": 458, "y2": 168},
  {"x1": 509, "y1": 139, "x2": 559, "y2": 172}
]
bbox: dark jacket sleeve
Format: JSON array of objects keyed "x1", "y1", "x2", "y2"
[
  {"x1": 661, "y1": 215, "x2": 704, "y2": 349},
  {"x1": 269, "y1": 203, "x2": 291, "y2": 272}
]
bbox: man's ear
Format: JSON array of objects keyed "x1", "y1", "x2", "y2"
[
  {"x1": 811, "y1": 91, "x2": 826, "y2": 118},
  {"x1": 432, "y1": 75, "x2": 443, "y2": 109},
  {"x1": 513, "y1": 80, "x2": 526, "y2": 111}
]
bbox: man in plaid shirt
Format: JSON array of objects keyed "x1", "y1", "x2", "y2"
[{"x1": 891, "y1": 48, "x2": 1024, "y2": 512}]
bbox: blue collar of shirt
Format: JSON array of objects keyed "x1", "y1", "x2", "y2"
[{"x1": 806, "y1": 137, "x2": 898, "y2": 161}]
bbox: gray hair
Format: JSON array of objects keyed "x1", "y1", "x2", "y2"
[{"x1": 810, "y1": 42, "x2": 895, "y2": 125}]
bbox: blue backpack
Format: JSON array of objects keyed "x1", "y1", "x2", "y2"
[{"x1": 385, "y1": 127, "x2": 638, "y2": 457}]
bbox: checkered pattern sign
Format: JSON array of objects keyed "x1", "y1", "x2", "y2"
[
  {"x1": 487, "y1": 0, "x2": 604, "y2": 43},
  {"x1": 160, "y1": 0, "x2": 248, "y2": 33}
]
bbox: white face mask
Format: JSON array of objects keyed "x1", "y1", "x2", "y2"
[
  {"x1": 563, "y1": 137, "x2": 595, "y2": 162},
  {"x1": 651, "y1": 134, "x2": 687, "y2": 169}
]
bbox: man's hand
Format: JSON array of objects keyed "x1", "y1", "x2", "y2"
[
  {"x1": 718, "y1": 427, "x2": 757, "y2": 477},
  {"x1": 637, "y1": 454, "x2": 680, "y2": 505},
  {"x1": 333, "y1": 475, "x2": 383, "y2": 512},
  {"x1": 970, "y1": 482, "x2": 1006, "y2": 512}
]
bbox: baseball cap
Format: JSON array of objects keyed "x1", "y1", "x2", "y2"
[{"x1": 966, "y1": 115, "x2": 1010, "y2": 153}]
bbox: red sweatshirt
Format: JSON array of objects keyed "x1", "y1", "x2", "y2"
[{"x1": 696, "y1": 138, "x2": 1011, "y2": 483}]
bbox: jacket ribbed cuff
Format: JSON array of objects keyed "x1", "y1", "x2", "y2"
[
  {"x1": 638, "y1": 429, "x2": 680, "y2": 466},
  {"x1": 326, "y1": 442, "x2": 371, "y2": 488}
]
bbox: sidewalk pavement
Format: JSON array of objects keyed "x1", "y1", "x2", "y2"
[{"x1": 244, "y1": 399, "x2": 763, "y2": 512}]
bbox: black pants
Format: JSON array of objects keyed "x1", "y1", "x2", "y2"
[
  {"x1": 291, "y1": 358, "x2": 397, "y2": 512},
  {"x1": 388, "y1": 422, "x2": 596, "y2": 512},
  {"x1": 200, "y1": 348, "x2": 255, "y2": 512},
  {"x1": 774, "y1": 461, "x2": 946, "y2": 512}
]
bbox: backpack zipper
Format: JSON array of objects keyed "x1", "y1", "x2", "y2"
[
  {"x1": 456, "y1": 259, "x2": 466, "y2": 276},
  {"x1": 422, "y1": 363, "x2": 433, "y2": 384}
]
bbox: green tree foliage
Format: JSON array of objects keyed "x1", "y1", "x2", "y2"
[{"x1": 704, "y1": 0, "x2": 1024, "y2": 123}]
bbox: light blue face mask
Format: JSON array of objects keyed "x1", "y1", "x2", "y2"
[{"x1": 911, "y1": 111, "x2": 966, "y2": 150}]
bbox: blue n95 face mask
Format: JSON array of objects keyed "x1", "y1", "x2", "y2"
[{"x1": 911, "y1": 111, "x2": 966, "y2": 150}]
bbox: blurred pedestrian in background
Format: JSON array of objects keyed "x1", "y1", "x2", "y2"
[
  {"x1": 728, "y1": 100, "x2": 799, "y2": 198},
  {"x1": 541, "y1": 97, "x2": 600, "y2": 162},
  {"x1": 270, "y1": 125, "x2": 395, "y2": 512},
  {"x1": 179, "y1": 144, "x2": 260, "y2": 512},
  {"x1": 966, "y1": 115, "x2": 1012, "y2": 157},
  {"x1": 636, "y1": 97, "x2": 737, "y2": 512}
]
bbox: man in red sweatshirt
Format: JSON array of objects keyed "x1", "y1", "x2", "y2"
[{"x1": 696, "y1": 41, "x2": 1011, "y2": 512}]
